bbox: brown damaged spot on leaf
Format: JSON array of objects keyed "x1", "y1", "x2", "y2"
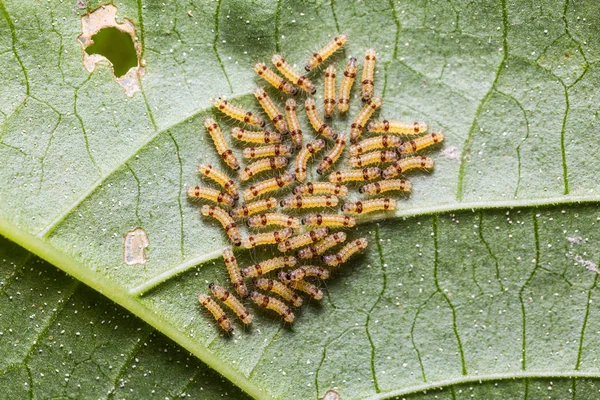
[
  {"x1": 123, "y1": 227, "x2": 149, "y2": 265},
  {"x1": 77, "y1": 4, "x2": 144, "y2": 97}
]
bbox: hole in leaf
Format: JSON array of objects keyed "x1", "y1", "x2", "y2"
[{"x1": 85, "y1": 27, "x2": 138, "y2": 78}]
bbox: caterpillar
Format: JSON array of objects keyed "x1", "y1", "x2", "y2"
[
  {"x1": 239, "y1": 157, "x2": 288, "y2": 181},
  {"x1": 198, "y1": 293, "x2": 233, "y2": 332},
  {"x1": 322, "y1": 238, "x2": 368, "y2": 267},
  {"x1": 347, "y1": 150, "x2": 398, "y2": 167},
  {"x1": 250, "y1": 291, "x2": 295, "y2": 323},
  {"x1": 367, "y1": 120, "x2": 428, "y2": 135},
  {"x1": 382, "y1": 156, "x2": 434, "y2": 179},
  {"x1": 285, "y1": 265, "x2": 330, "y2": 281},
  {"x1": 359, "y1": 179, "x2": 412, "y2": 195},
  {"x1": 349, "y1": 97, "x2": 382, "y2": 143},
  {"x1": 271, "y1": 54, "x2": 316, "y2": 94},
  {"x1": 323, "y1": 64, "x2": 336, "y2": 118},
  {"x1": 279, "y1": 274, "x2": 323, "y2": 300},
  {"x1": 254, "y1": 62, "x2": 297, "y2": 95},
  {"x1": 328, "y1": 167, "x2": 381, "y2": 183},
  {"x1": 223, "y1": 248, "x2": 248, "y2": 298},
  {"x1": 305, "y1": 97, "x2": 337, "y2": 140},
  {"x1": 187, "y1": 186, "x2": 235, "y2": 207},
  {"x1": 212, "y1": 97, "x2": 265, "y2": 127},
  {"x1": 243, "y1": 144, "x2": 293, "y2": 159},
  {"x1": 242, "y1": 256, "x2": 297, "y2": 278},
  {"x1": 293, "y1": 182, "x2": 349, "y2": 197},
  {"x1": 277, "y1": 227, "x2": 330, "y2": 252},
  {"x1": 280, "y1": 195, "x2": 339, "y2": 209},
  {"x1": 294, "y1": 138, "x2": 326, "y2": 182},
  {"x1": 285, "y1": 98, "x2": 304, "y2": 149},
  {"x1": 397, "y1": 132, "x2": 445, "y2": 154},
  {"x1": 201, "y1": 205, "x2": 242, "y2": 246},
  {"x1": 230, "y1": 197, "x2": 277, "y2": 218},
  {"x1": 230, "y1": 127, "x2": 281, "y2": 144},
  {"x1": 243, "y1": 172, "x2": 295, "y2": 201},
  {"x1": 242, "y1": 227, "x2": 294, "y2": 249},
  {"x1": 296, "y1": 232, "x2": 347, "y2": 259},
  {"x1": 305, "y1": 34, "x2": 347, "y2": 71},
  {"x1": 341, "y1": 198, "x2": 397, "y2": 214},
  {"x1": 317, "y1": 134, "x2": 347, "y2": 174},
  {"x1": 197, "y1": 164, "x2": 239, "y2": 200},
  {"x1": 301, "y1": 213, "x2": 356, "y2": 228},
  {"x1": 338, "y1": 56, "x2": 357, "y2": 113},
  {"x1": 254, "y1": 87, "x2": 288, "y2": 134},
  {"x1": 204, "y1": 117, "x2": 240, "y2": 170},
  {"x1": 361, "y1": 49, "x2": 376, "y2": 102},
  {"x1": 349, "y1": 135, "x2": 402, "y2": 155},
  {"x1": 209, "y1": 283, "x2": 253, "y2": 324},
  {"x1": 253, "y1": 278, "x2": 303, "y2": 307}
]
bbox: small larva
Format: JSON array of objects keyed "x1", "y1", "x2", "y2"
[
  {"x1": 201, "y1": 205, "x2": 242, "y2": 246},
  {"x1": 230, "y1": 197, "x2": 277, "y2": 218},
  {"x1": 187, "y1": 186, "x2": 235, "y2": 207},
  {"x1": 341, "y1": 198, "x2": 397, "y2": 214},
  {"x1": 286, "y1": 265, "x2": 330, "y2": 281},
  {"x1": 198, "y1": 293, "x2": 233, "y2": 332},
  {"x1": 254, "y1": 62, "x2": 297, "y2": 95},
  {"x1": 382, "y1": 156, "x2": 434, "y2": 179},
  {"x1": 279, "y1": 274, "x2": 323, "y2": 300},
  {"x1": 317, "y1": 134, "x2": 346, "y2": 174},
  {"x1": 322, "y1": 237, "x2": 368, "y2": 267},
  {"x1": 242, "y1": 227, "x2": 294, "y2": 249},
  {"x1": 250, "y1": 291, "x2": 295, "y2": 323},
  {"x1": 367, "y1": 120, "x2": 428, "y2": 135},
  {"x1": 349, "y1": 97, "x2": 382, "y2": 143},
  {"x1": 243, "y1": 172, "x2": 295, "y2": 201},
  {"x1": 271, "y1": 54, "x2": 316, "y2": 94},
  {"x1": 338, "y1": 57, "x2": 357, "y2": 113},
  {"x1": 347, "y1": 150, "x2": 398, "y2": 167},
  {"x1": 361, "y1": 49, "x2": 376, "y2": 102},
  {"x1": 254, "y1": 88, "x2": 288, "y2": 134},
  {"x1": 328, "y1": 167, "x2": 382, "y2": 183},
  {"x1": 253, "y1": 278, "x2": 303, "y2": 308},
  {"x1": 301, "y1": 213, "x2": 356, "y2": 228},
  {"x1": 359, "y1": 179, "x2": 412, "y2": 195},
  {"x1": 242, "y1": 256, "x2": 297, "y2": 278},
  {"x1": 247, "y1": 213, "x2": 301, "y2": 229},
  {"x1": 239, "y1": 157, "x2": 288, "y2": 181},
  {"x1": 223, "y1": 248, "x2": 248, "y2": 298},
  {"x1": 294, "y1": 138, "x2": 326, "y2": 182},
  {"x1": 230, "y1": 127, "x2": 281, "y2": 144},
  {"x1": 349, "y1": 135, "x2": 402, "y2": 155},
  {"x1": 397, "y1": 132, "x2": 445, "y2": 154},
  {"x1": 243, "y1": 144, "x2": 293, "y2": 159},
  {"x1": 285, "y1": 98, "x2": 304, "y2": 149},
  {"x1": 280, "y1": 195, "x2": 339, "y2": 209},
  {"x1": 212, "y1": 97, "x2": 265, "y2": 127},
  {"x1": 277, "y1": 227, "x2": 330, "y2": 252},
  {"x1": 197, "y1": 164, "x2": 239, "y2": 200},
  {"x1": 323, "y1": 64, "x2": 336, "y2": 118},
  {"x1": 297, "y1": 232, "x2": 347, "y2": 259},
  {"x1": 305, "y1": 34, "x2": 347, "y2": 71},
  {"x1": 293, "y1": 182, "x2": 348, "y2": 197},
  {"x1": 305, "y1": 98, "x2": 337, "y2": 140},
  {"x1": 209, "y1": 283, "x2": 253, "y2": 325},
  {"x1": 204, "y1": 118, "x2": 240, "y2": 170}
]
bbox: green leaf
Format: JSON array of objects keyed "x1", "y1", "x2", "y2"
[
  {"x1": 1, "y1": 0, "x2": 600, "y2": 399},
  {"x1": 0, "y1": 235, "x2": 250, "y2": 399}
]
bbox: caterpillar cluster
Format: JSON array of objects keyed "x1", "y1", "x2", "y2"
[{"x1": 192, "y1": 33, "x2": 445, "y2": 332}]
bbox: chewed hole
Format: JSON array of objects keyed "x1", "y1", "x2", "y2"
[{"x1": 85, "y1": 27, "x2": 138, "y2": 78}]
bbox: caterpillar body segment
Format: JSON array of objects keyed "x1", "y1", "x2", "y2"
[
  {"x1": 271, "y1": 54, "x2": 316, "y2": 94},
  {"x1": 201, "y1": 205, "x2": 242, "y2": 246},
  {"x1": 349, "y1": 97, "x2": 382, "y2": 143},
  {"x1": 323, "y1": 64, "x2": 336, "y2": 118},
  {"x1": 242, "y1": 227, "x2": 294, "y2": 249},
  {"x1": 322, "y1": 238, "x2": 368, "y2": 267},
  {"x1": 286, "y1": 265, "x2": 330, "y2": 281},
  {"x1": 279, "y1": 275, "x2": 323, "y2": 300},
  {"x1": 243, "y1": 172, "x2": 295, "y2": 201},
  {"x1": 247, "y1": 213, "x2": 301, "y2": 229},
  {"x1": 250, "y1": 291, "x2": 295, "y2": 323},
  {"x1": 341, "y1": 198, "x2": 397, "y2": 214},
  {"x1": 305, "y1": 34, "x2": 347, "y2": 71},
  {"x1": 338, "y1": 56, "x2": 357, "y2": 113},
  {"x1": 280, "y1": 195, "x2": 339, "y2": 209},
  {"x1": 209, "y1": 283, "x2": 253, "y2": 324},
  {"x1": 277, "y1": 227, "x2": 330, "y2": 252},
  {"x1": 254, "y1": 62, "x2": 297, "y2": 95},
  {"x1": 397, "y1": 132, "x2": 445, "y2": 154},
  {"x1": 305, "y1": 98, "x2": 337, "y2": 140},
  {"x1": 253, "y1": 278, "x2": 303, "y2": 307},
  {"x1": 239, "y1": 157, "x2": 288, "y2": 181},
  {"x1": 230, "y1": 127, "x2": 281, "y2": 144},
  {"x1": 349, "y1": 135, "x2": 402, "y2": 155},
  {"x1": 294, "y1": 138, "x2": 326, "y2": 182},
  {"x1": 359, "y1": 179, "x2": 412, "y2": 195},
  {"x1": 285, "y1": 98, "x2": 304, "y2": 149},
  {"x1": 382, "y1": 156, "x2": 434, "y2": 179},
  {"x1": 197, "y1": 164, "x2": 239, "y2": 200},
  {"x1": 254, "y1": 88, "x2": 288, "y2": 134},
  {"x1": 328, "y1": 167, "x2": 381, "y2": 183},
  {"x1": 367, "y1": 120, "x2": 428, "y2": 135},
  {"x1": 347, "y1": 150, "x2": 398, "y2": 167},
  {"x1": 243, "y1": 144, "x2": 293, "y2": 159},
  {"x1": 242, "y1": 256, "x2": 297, "y2": 278},
  {"x1": 198, "y1": 293, "x2": 233, "y2": 332},
  {"x1": 294, "y1": 182, "x2": 348, "y2": 197},
  {"x1": 301, "y1": 213, "x2": 356, "y2": 228},
  {"x1": 204, "y1": 118, "x2": 240, "y2": 170},
  {"x1": 187, "y1": 186, "x2": 235, "y2": 207},
  {"x1": 317, "y1": 134, "x2": 346, "y2": 174},
  {"x1": 223, "y1": 248, "x2": 248, "y2": 298},
  {"x1": 296, "y1": 232, "x2": 347, "y2": 259},
  {"x1": 212, "y1": 97, "x2": 265, "y2": 127},
  {"x1": 361, "y1": 49, "x2": 376, "y2": 102},
  {"x1": 230, "y1": 197, "x2": 277, "y2": 218}
]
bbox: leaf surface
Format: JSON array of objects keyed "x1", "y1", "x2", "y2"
[{"x1": 1, "y1": 0, "x2": 600, "y2": 399}]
